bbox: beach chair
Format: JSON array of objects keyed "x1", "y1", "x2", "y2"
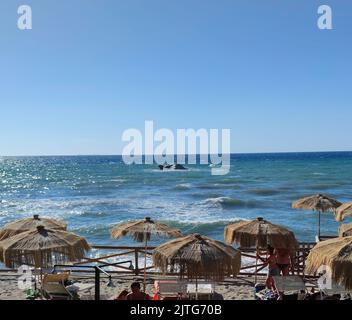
[
  {"x1": 31, "y1": 268, "x2": 54, "y2": 289},
  {"x1": 272, "y1": 276, "x2": 306, "y2": 300},
  {"x1": 65, "y1": 282, "x2": 95, "y2": 299},
  {"x1": 41, "y1": 272, "x2": 73, "y2": 300},
  {"x1": 187, "y1": 282, "x2": 215, "y2": 300},
  {"x1": 154, "y1": 280, "x2": 188, "y2": 300}
]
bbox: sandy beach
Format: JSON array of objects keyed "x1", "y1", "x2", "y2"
[{"x1": 0, "y1": 271, "x2": 256, "y2": 300}]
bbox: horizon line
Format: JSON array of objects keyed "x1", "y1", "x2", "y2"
[{"x1": 1, "y1": 150, "x2": 351, "y2": 157}]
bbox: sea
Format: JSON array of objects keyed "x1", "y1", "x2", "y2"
[{"x1": 1, "y1": 152, "x2": 351, "y2": 250}]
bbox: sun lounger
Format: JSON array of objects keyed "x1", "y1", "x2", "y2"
[
  {"x1": 254, "y1": 276, "x2": 306, "y2": 300},
  {"x1": 31, "y1": 268, "x2": 54, "y2": 289},
  {"x1": 66, "y1": 282, "x2": 95, "y2": 299},
  {"x1": 154, "y1": 280, "x2": 188, "y2": 300},
  {"x1": 272, "y1": 276, "x2": 306, "y2": 300},
  {"x1": 187, "y1": 283, "x2": 215, "y2": 300},
  {"x1": 272, "y1": 275, "x2": 305, "y2": 292},
  {"x1": 41, "y1": 272, "x2": 73, "y2": 300}
]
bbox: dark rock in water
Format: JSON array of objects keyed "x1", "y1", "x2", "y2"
[
  {"x1": 158, "y1": 163, "x2": 187, "y2": 170},
  {"x1": 173, "y1": 164, "x2": 187, "y2": 170}
]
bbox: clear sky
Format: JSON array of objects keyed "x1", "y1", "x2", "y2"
[{"x1": 0, "y1": 0, "x2": 351, "y2": 156}]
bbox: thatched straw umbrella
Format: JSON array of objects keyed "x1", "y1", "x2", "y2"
[
  {"x1": 224, "y1": 217, "x2": 298, "y2": 282},
  {"x1": 111, "y1": 217, "x2": 182, "y2": 242},
  {"x1": 224, "y1": 217, "x2": 298, "y2": 249},
  {"x1": 0, "y1": 225, "x2": 90, "y2": 269},
  {"x1": 335, "y1": 202, "x2": 352, "y2": 222},
  {"x1": 111, "y1": 217, "x2": 182, "y2": 289},
  {"x1": 153, "y1": 233, "x2": 241, "y2": 295},
  {"x1": 305, "y1": 236, "x2": 352, "y2": 290},
  {"x1": 0, "y1": 214, "x2": 67, "y2": 241},
  {"x1": 292, "y1": 194, "x2": 341, "y2": 238},
  {"x1": 339, "y1": 222, "x2": 352, "y2": 237}
]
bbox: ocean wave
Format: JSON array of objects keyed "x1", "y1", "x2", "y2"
[
  {"x1": 199, "y1": 197, "x2": 261, "y2": 209},
  {"x1": 0, "y1": 197, "x2": 131, "y2": 217},
  {"x1": 0, "y1": 200, "x2": 19, "y2": 208},
  {"x1": 190, "y1": 192, "x2": 225, "y2": 199},
  {"x1": 156, "y1": 218, "x2": 247, "y2": 235},
  {"x1": 173, "y1": 183, "x2": 192, "y2": 191},
  {"x1": 69, "y1": 218, "x2": 247, "y2": 240},
  {"x1": 70, "y1": 224, "x2": 111, "y2": 238}
]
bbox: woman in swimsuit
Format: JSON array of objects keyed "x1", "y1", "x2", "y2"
[
  {"x1": 257, "y1": 245, "x2": 280, "y2": 290},
  {"x1": 274, "y1": 248, "x2": 293, "y2": 276}
]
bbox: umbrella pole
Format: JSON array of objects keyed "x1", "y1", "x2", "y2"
[
  {"x1": 255, "y1": 247, "x2": 258, "y2": 284},
  {"x1": 196, "y1": 277, "x2": 198, "y2": 300},
  {"x1": 318, "y1": 211, "x2": 321, "y2": 240},
  {"x1": 143, "y1": 237, "x2": 147, "y2": 292},
  {"x1": 38, "y1": 250, "x2": 43, "y2": 299},
  {"x1": 38, "y1": 250, "x2": 43, "y2": 282}
]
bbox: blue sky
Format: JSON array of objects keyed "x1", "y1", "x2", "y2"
[{"x1": 0, "y1": 0, "x2": 351, "y2": 155}]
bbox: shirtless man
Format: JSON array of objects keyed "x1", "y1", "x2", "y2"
[{"x1": 126, "y1": 282, "x2": 150, "y2": 300}]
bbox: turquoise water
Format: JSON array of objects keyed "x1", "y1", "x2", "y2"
[{"x1": 0, "y1": 152, "x2": 352, "y2": 247}]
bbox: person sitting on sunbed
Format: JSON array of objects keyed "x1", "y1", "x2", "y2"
[
  {"x1": 126, "y1": 282, "x2": 150, "y2": 300},
  {"x1": 257, "y1": 245, "x2": 280, "y2": 290}
]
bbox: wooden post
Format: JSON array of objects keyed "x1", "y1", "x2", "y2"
[
  {"x1": 134, "y1": 249, "x2": 139, "y2": 275},
  {"x1": 318, "y1": 211, "x2": 321, "y2": 240},
  {"x1": 255, "y1": 247, "x2": 258, "y2": 284},
  {"x1": 195, "y1": 277, "x2": 198, "y2": 300},
  {"x1": 143, "y1": 237, "x2": 148, "y2": 292},
  {"x1": 95, "y1": 267, "x2": 100, "y2": 301}
]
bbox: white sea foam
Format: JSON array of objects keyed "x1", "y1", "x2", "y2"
[
  {"x1": 200, "y1": 197, "x2": 244, "y2": 208},
  {"x1": 174, "y1": 183, "x2": 192, "y2": 190}
]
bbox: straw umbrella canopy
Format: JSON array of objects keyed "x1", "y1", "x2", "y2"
[
  {"x1": 292, "y1": 194, "x2": 342, "y2": 238},
  {"x1": 305, "y1": 236, "x2": 352, "y2": 290},
  {"x1": 0, "y1": 225, "x2": 90, "y2": 268},
  {"x1": 111, "y1": 216, "x2": 182, "y2": 289},
  {"x1": 0, "y1": 214, "x2": 67, "y2": 241},
  {"x1": 153, "y1": 233, "x2": 241, "y2": 282},
  {"x1": 335, "y1": 202, "x2": 352, "y2": 222},
  {"x1": 111, "y1": 217, "x2": 182, "y2": 242},
  {"x1": 224, "y1": 217, "x2": 298, "y2": 249},
  {"x1": 339, "y1": 222, "x2": 352, "y2": 237},
  {"x1": 224, "y1": 217, "x2": 297, "y2": 282}
]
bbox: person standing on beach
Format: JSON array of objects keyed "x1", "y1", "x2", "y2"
[
  {"x1": 275, "y1": 248, "x2": 293, "y2": 276},
  {"x1": 257, "y1": 245, "x2": 280, "y2": 290}
]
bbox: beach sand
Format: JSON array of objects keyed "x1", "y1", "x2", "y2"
[{"x1": 0, "y1": 271, "x2": 257, "y2": 300}]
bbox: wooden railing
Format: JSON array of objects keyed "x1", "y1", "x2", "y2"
[
  {"x1": 0, "y1": 242, "x2": 317, "y2": 278},
  {"x1": 73, "y1": 245, "x2": 156, "y2": 275},
  {"x1": 292, "y1": 242, "x2": 316, "y2": 276},
  {"x1": 71, "y1": 242, "x2": 317, "y2": 277}
]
